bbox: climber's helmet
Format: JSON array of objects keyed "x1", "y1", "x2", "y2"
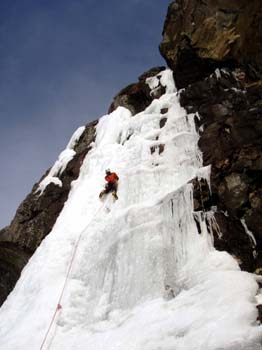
[{"x1": 106, "y1": 169, "x2": 111, "y2": 175}]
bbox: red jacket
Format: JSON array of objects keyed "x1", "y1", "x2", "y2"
[{"x1": 105, "y1": 172, "x2": 119, "y2": 183}]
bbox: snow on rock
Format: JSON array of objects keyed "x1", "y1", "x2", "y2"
[
  {"x1": 0, "y1": 70, "x2": 261, "y2": 350},
  {"x1": 36, "y1": 126, "x2": 85, "y2": 195},
  {"x1": 146, "y1": 75, "x2": 160, "y2": 90},
  {"x1": 66, "y1": 126, "x2": 86, "y2": 150},
  {"x1": 214, "y1": 68, "x2": 222, "y2": 79},
  {"x1": 146, "y1": 69, "x2": 175, "y2": 97},
  {"x1": 37, "y1": 176, "x2": 63, "y2": 195}
]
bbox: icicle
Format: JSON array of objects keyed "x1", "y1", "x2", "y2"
[{"x1": 241, "y1": 218, "x2": 257, "y2": 247}]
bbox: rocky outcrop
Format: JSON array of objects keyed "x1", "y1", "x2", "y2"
[
  {"x1": 109, "y1": 67, "x2": 166, "y2": 115},
  {"x1": 159, "y1": 0, "x2": 262, "y2": 277},
  {"x1": 0, "y1": 120, "x2": 97, "y2": 305},
  {"x1": 160, "y1": 0, "x2": 262, "y2": 88},
  {"x1": 191, "y1": 178, "x2": 212, "y2": 212},
  {"x1": 159, "y1": 0, "x2": 262, "y2": 323},
  {"x1": 179, "y1": 65, "x2": 262, "y2": 275}
]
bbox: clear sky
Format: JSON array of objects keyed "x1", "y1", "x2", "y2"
[{"x1": 0, "y1": 0, "x2": 172, "y2": 228}]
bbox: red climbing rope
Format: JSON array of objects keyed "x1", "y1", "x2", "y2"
[{"x1": 40, "y1": 204, "x2": 104, "y2": 350}]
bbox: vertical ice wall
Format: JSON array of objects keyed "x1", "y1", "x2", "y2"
[{"x1": 0, "y1": 70, "x2": 261, "y2": 350}]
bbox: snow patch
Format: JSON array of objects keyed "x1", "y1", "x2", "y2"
[
  {"x1": 214, "y1": 68, "x2": 221, "y2": 79},
  {"x1": 146, "y1": 69, "x2": 176, "y2": 97},
  {"x1": 37, "y1": 176, "x2": 63, "y2": 195}
]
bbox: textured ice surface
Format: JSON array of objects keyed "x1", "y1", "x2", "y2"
[{"x1": 0, "y1": 70, "x2": 261, "y2": 350}]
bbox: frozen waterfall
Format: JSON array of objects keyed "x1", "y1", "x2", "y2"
[{"x1": 0, "y1": 70, "x2": 261, "y2": 350}]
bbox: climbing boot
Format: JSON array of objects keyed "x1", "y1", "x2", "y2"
[
  {"x1": 99, "y1": 190, "x2": 106, "y2": 199},
  {"x1": 112, "y1": 191, "x2": 118, "y2": 200}
]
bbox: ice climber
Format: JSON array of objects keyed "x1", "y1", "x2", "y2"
[{"x1": 99, "y1": 169, "x2": 119, "y2": 200}]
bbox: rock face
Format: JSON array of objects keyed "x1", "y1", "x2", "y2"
[
  {"x1": 160, "y1": 0, "x2": 262, "y2": 276},
  {"x1": 182, "y1": 70, "x2": 262, "y2": 273},
  {"x1": 0, "y1": 120, "x2": 97, "y2": 305},
  {"x1": 160, "y1": 1, "x2": 262, "y2": 321},
  {"x1": 160, "y1": 0, "x2": 262, "y2": 88},
  {"x1": 109, "y1": 67, "x2": 166, "y2": 115}
]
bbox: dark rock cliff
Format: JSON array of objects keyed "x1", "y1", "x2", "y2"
[
  {"x1": 158, "y1": 0, "x2": 262, "y2": 275},
  {"x1": 159, "y1": 0, "x2": 262, "y2": 320},
  {"x1": 159, "y1": 0, "x2": 262, "y2": 88},
  {"x1": 181, "y1": 70, "x2": 262, "y2": 273},
  {"x1": 0, "y1": 120, "x2": 97, "y2": 305},
  {"x1": 109, "y1": 66, "x2": 166, "y2": 115}
]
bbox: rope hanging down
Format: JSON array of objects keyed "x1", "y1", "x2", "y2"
[{"x1": 40, "y1": 204, "x2": 105, "y2": 350}]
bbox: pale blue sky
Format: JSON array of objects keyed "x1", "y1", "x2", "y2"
[{"x1": 0, "y1": 0, "x2": 171, "y2": 227}]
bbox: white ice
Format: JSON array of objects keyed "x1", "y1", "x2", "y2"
[
  {"x1": 214, "y1": 68, "x2": 222, "y2": 79},
  {"x1": 0, "y1": 69, "x2": 261, "y2": 350}
]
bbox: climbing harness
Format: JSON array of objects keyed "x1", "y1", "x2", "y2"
[{"x1": 40, "y1": 203, "x2": 105, "y2": 350}]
